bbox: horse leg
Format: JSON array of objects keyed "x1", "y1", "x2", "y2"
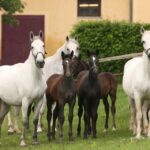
[
  {"x1": 87, "y1": 107, "x2": 91, "y2": 135},
  {"x1": 51, "y1": 102, "x2": 56, "y2": 131},
  {"x1": 83, "y1": 100, "x2": 89, "y2": 139},
  {"x1": 47, "y1": 99, "x2": 52, "y2": 141},
  {"x1": 0, "y1": 101, "x2": 9, "y2": 144},
  {"x1": 68, "y1": 99, "x2": 76, "y2": 141},
  {"x1": 77, "y1": 97, "x2": 83, "y2": 137},
  {"x1": 110, "y1": 93, "x2": 116, "y2": 131},
  {"x1": 7, "y1": 111, "x2": 14, "y2": 134},
  {"x1": 13, "y1": 106, "x2": 21, "y2": 133},
  {"x1": 128, "y1": 97, "x2": 136, "y2": 135},
  {"x1": 37, "y1": 96, "x2": 46, "y2": 133},
  {"x1": 103, "y1": 97, "x2": 109, "y2": 132},
  {"x1": 91, "y1": 100, "x2": 99, "y2": 138},
  {"x1": 142, "y1": 101, "x2": 149, "y2": 134},
  {"x1": 134, "y1": 94, "x2": 142, "y2": 139},
  {"x1": 58, "y1": 102, "x2": 64, "y2": 143},
  {"x1": 20, "y1": 98, "x2": 30, "y2": 146},
  {"x1": 32, "y1": 98, "x2": 44, "y2": 145},
  {"x1": 147, "y1": 109, "x2": 150, "y2": 137},
  {"x1": 26, "y1": 104, "x2": 32, "y2": 129},
  {"x1": 52, "y1": 103, "x2": 58, "y2": 140}
]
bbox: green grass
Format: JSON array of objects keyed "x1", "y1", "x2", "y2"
[{"x1": 1, "y1": 84, "x2": 150, "y2": 150}]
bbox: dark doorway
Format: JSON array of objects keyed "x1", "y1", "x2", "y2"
[{"x1": 2, "y1": 15, "x2": 44, "y2": 65}]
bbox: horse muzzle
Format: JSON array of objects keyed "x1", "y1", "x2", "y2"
[
  {"x1": 145, "y1": 48, "x2": 150, "y2": 60},
  {"x1": 36, "y1": 60, "x2": 45, "y2": 68}
]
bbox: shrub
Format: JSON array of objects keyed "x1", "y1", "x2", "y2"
[{"x1": 70, "y1": 20, "x2": 150, "y2": 73}]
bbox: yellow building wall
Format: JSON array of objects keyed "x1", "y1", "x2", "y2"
[
  {"x1": 1, "y1": 0, "x2": 130, "y2": 59},
  {"x1": 22, "y1": 0, "x2": 78, "y2": 56},
  {"x1": 133, "y1": 0, "x2": 150, "y2": 23},
  {"x1": 1, "y1": 0, "x2": 150, "y2": 59},
  {"x1": 102, "y1": 0, "x2": 129, "y2": 21}
]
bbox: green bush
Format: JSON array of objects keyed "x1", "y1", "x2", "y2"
[{"x1": 70, "y1": 20, "x2": 150, "y2": 73}]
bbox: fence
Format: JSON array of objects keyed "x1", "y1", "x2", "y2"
[{"x1": 99, "y1": 52, "x2": 143, "y2": 76}]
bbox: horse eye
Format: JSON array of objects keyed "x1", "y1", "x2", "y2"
[
  {"x1": 31, "y1": 46, "x2": 33, "y2": 49},
  {"x1": 142, "y1": 41, "x2": 145, "y2": 44}
]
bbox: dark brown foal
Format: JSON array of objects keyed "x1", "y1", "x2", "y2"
[
  {"x1": 77, "y1": 50, "x2": 101, "y2": 139},
  {"x1": 46, "y1": 51, "x2": 76, "y2": 143}
]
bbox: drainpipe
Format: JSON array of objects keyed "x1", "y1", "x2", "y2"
[{"x1": 129, "y1": 0, "x2": 133, "y2": 22}]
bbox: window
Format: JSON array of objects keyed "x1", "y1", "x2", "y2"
[{"x1": 78, "y1": 0, "x2": 101, "y2": 17}]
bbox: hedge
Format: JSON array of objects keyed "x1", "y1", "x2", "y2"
[{"x1": 70, "y1": 20, "x2": 150, "y2": 74}]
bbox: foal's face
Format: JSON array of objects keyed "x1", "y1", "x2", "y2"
[
  {"x1": 30, "y1": 31, "x2": 46, "y2": 68},
  {"x1": 61, "y1": 51, "x2": 74, "y2": 77},
  {"x1": 63, "y1": 58, "x2": 72, "y2": 77},
  {"x1": 88, "y1": 54, "x2": 99, "y2": 73}
]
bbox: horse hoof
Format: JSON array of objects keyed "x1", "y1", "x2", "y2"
[
  {"x1": 47, "y1": 135, "x2": 51, "y2": 142},
  {"x1": 8, "y1": 127, "x2": 14, "y2": 135},
  {"x1": 69, "y1": 136, "x2": 73, "y2": 142},
  {"x1": 112, "y1": 127, "x2": 116, "y2": 131},
  {"x1": 83, "y1": 135, "x2": 88, "y2": 139},
  {"x1": 14, "y1": 128, "x2": 21, "y2": 134},
  {"x1": 103, "y1": 129, "x2": 107, "y2": 133},
  {"x1": 143, "y1": 128, "x2": 148, "y2": 135},
  {"x1": 131, "y1": 135, "x2": 144, "y2": 141},
  {"x1": 33, "y1": 140, "x2": 38, "y2": 145},
  {"x1": 59, "y1": 138, "x2": 62, "y2": 144},
  {"x1": 37, "y1": 127, "x2": 43, "y2": 133},
  {"x1": 20, "y1": 140, "x2": 26, "y2": 147},
  {"x1": 52, "y1": 137, "x2": 55, "y2": 140},
  {"x1": 77, "y1": 133, "x2": 80, "y2": 137},
  {"x1": 147, "y1": 132, "x2": 150, "y2": 138}
]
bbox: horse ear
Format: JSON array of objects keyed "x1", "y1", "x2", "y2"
[
  {"x1": 30, "y1": 31, "x2": 34, "y2": 42},
  {"x1": 61, "y1": 51, "x2": 65, "y2": 60},
  {"x1": 74, "y1": 35, "x2": 78, "y2": 41},
  {"x1": 70, "y1": 51, "x2": 74, "y2": 59},
  {"x1": 66, "y1": 36, "x2": 69, "y2": 42},
  {"x1": 39, "y1": 30, "x2": 44, "y2": 40},
  {"x1": 140, "y1": 26, "x2": 145, "y2": 35}
]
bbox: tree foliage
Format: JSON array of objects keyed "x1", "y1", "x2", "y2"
[{"x1": 0, "y1": 0, "x2": 25, "y2": 25}]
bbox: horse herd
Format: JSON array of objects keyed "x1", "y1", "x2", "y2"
[{"x1": 0, "y1": 27, "x2": 150, "y2": 146}]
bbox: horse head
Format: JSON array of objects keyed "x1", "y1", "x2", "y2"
[
  {"x1": 61, "y1": 51, "x2": 74, "y2": 78},
  {"x1": 70, "y1": 55, "x2": 89, "y2": 78},
  {"x1": 141, "y1": 27, "x2": 150, "y2": 59},
  {"x1": 30, "y1": 30, "x2": 46, "y2": 68},
  {"x1": 87, "y1": 50, "x2": 99, "y2": 74},
  {"x1": 64, "y1": 36, "x2": 79, "y2": 58}
]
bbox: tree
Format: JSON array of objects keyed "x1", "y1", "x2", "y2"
[{"x1": 0, "y1": 0, "x2": 25, "y2": 25}]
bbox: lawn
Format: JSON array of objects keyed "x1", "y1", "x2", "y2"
[{"x1": 0, "y1": 84, "x2": 150, "y2": 150}]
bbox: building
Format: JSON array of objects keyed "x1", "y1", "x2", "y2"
[{"x1": 0, "y1": 0, "x2": 149, "y2": 64}]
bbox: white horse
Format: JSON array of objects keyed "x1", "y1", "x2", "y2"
[
  {"x1": 123, "y1": 27, "x2": 150, "y2": 139},
  {"x1": 7, "y1": 36, "x2": 79, "y2": 133},
  {"x1": 0, "y1": 31, "x2": 47, "y2": 146}
]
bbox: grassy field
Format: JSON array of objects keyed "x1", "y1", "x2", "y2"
[{"x1": 0, "y1": 84, "x2": 150, "y2": 150}]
